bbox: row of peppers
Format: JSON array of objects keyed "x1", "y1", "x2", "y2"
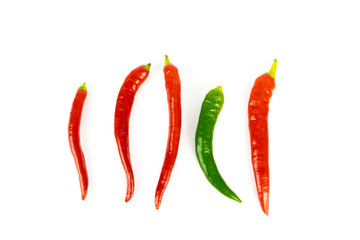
[{"x1": 68, "y1": 56, "x2": 277, "y2": 215}]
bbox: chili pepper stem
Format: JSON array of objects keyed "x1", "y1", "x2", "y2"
[
  {"x1": 164, "y1": 55, "x2": 171, "y2": 66},
  {"x1": 143, "y1": 63, "x2": 151, "y2": 72},
  {"x1": 215, "y1": 86, "x2": 223, "y2": 92},
  {"x1": 78, "y1": 82, "x2": 87, "y2": 91},
  {"x1": 267, "y1": 59, "x2": 277, "y2": 79}
]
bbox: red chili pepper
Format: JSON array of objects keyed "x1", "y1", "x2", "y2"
[
  {"x1": 114, "y1": 63, "x2": 151, "y2": 202},
  {"x1": 68, "y1": 82, "x2": 89, "y2": 200},
  {"x1": 155, "y1": 55, "x2": 182, "y2": 209},
  {"x1": 248, "y1": 59, "x2": 277, "y2": 215}
]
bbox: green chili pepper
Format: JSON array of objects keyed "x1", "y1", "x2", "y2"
[{"x1": 195, "y1": 86, "x2": 242, "y2": 203}]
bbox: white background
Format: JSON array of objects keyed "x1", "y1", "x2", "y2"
[{"x1": 1, "y1": 0, "x2": 360, "y2": 239}]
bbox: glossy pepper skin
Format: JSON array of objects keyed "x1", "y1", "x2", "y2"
[
  {"x1": 114, "y1": 64, "x2": 151, "y2": 202},
  {"x1": 155, "y1": 55, "x2": 182, "y2": 209},
  {"x1": 195, "y1": 87, "x2": 242, "y2": 203},
  {"x1": 68, "y1": 83, "x2": 89, "y2": 200},
  {"x1": 248, "y1": 60, "x2": 277, "y2": 215}
]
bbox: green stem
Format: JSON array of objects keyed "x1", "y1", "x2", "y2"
[
  {"x1": 143, "y1": 63, "x2": 151, "y2": 72},
  {"x1": 215, "y1": 86, "x2": 223, "y2": 92},
  {"x1": 164, "y1": 55, "x2": 171, "y2": 66},
  {"x1": 267, "y1": 59, "x2": 277, "y2": 79},
  {"x1": 78, "y1": 82, "x2": 87, "y2": 91}
]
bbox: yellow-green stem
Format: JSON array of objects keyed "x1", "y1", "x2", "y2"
[
  {"x1": 215, "y1": 86, "x2": 223, "y2": 92},
  {"x1": 143, "y1": 63, "x2": 151, "y2": 72},
  {"x1": 267, "y1": 59, "x2": 277, "y2": 79},
  {"x1": 78, "y1": 82, "x2": 87, "y2": 91},
  {"x1": 164, "y1": 55, "x2": 171, "y2": 66}
]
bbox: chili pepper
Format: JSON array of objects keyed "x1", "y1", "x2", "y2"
[
  {"x1": 248, "y1": 59, "x2": 277, "y2": 215},
  {"x1": 68, "y1": 82, "x2": 89, "y2": 200},
  {"x1": 195, "y1": 86, "x2": 242, "y2": 203},
  {"x1": 114, "y1": 63, "x2": 151, "y2": 202},
  {"x1": 155, "y1": 55, "x2": 182, "y2": 209}
]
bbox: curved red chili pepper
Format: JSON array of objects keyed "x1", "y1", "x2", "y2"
[
  {"x1": 68, "y1": 82, "x2": 89, "y2": 200},
  {"x1": 248, "y1": 59, "x2": 277, "y2": 215},
  {"x1": 155, "y1": 55, "x2": 182, "y2": 209},
  {"x1": 114, "y1": 64, "x2": 151, "y2": 202}
]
